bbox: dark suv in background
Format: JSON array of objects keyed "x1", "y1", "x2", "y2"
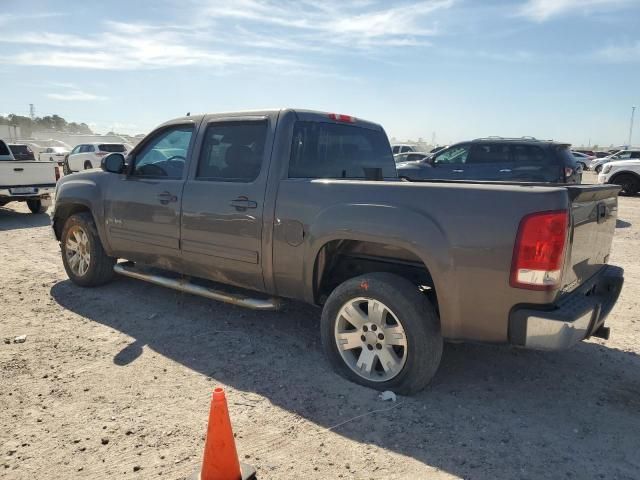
[{"x1": 396, "y1": 137, "x2": 582, "y2": 184}]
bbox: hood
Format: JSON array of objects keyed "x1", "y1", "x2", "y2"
[{"x1": 606, "y1": 159, "x2": 640, "y2": 168}]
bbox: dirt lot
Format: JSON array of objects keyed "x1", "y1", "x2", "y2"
[{"x1": 2, "y1": 173, "x2": 639, "y2": 479}]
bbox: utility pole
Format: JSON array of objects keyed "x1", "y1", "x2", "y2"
[
  {"x1": 29, "y1": 104, "x2": 35, "y2": 120},
  {"x1": 628, "y1": 106, "x2": 636, "y2": 148}
]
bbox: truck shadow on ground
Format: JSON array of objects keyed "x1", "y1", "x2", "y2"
[
  {"x1": 50, "y1": 277, "x2": 640, "y2": 480},
  {"x1": 0, "y1": 206, "x2": 50, "y2": 231}
]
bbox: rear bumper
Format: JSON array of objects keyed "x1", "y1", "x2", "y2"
[
  {"x1": 0, "y1": 186, "x2": 55, "y2": 201},
  {"x1": 509, "y1": 265, "x2": 624, "y2": 350}
]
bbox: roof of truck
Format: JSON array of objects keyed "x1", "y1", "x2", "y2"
[{"x1": 163, "y1": 108, "x2": 384, "y2": 130}]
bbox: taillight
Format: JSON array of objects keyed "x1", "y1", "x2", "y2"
[
  {"x1": 328, "y1": 113, "x2": 356, "y2": 123},
  {"x1": 510, "y1": 210, "x2": 569, "y2": 290},
  {"x1": 55, "y1": 166, "x2": 61, "y2": 181}
]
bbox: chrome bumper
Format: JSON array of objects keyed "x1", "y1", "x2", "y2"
[{"x1": 509, "y1": 265, "x2": 624, "y2": 350}]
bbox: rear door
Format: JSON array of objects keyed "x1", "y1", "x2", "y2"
[
  {"x1": 464, "y1": 143, "x2": 512, "y2": 180},
  {"x1": 179, "y1": 115, "x2": 274, "y2": 291},
  {"x1": 103, "y1": 123, "x2": 196, "y2": 266}
]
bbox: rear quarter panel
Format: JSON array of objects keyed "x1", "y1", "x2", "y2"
[{"x1": 273, "y1": 180, "x2": 571, "y2": 342}]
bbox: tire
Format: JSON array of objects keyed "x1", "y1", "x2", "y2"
[
  {"x1": 612, "y1": 174, "x2": 640, "y2": 196},
  {"x1": 84, "y1": 161, "x2": 93, "y2": 170},
  {"x1": 27, "y1": 199, "x2": 47, "y2": 214},
  {"x1": 61, "y1": 212, "x2": 115, "y2": 287},
  {"x1": 63, "y1": 157, "x2": 72, "y2": 175},
  {"x1": 321, "y1": 272, "x2": 443, "y2": 395}
]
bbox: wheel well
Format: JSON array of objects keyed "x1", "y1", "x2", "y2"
[
  {"x1": 313, "y1": 240, "x2": 438, "y2": 310},
  {"x1": 53, "y1": 204, "x2": 91, "y2": 240},
  {"x1": 611, "y1": 171, "x2": 640, "y2": 183}
]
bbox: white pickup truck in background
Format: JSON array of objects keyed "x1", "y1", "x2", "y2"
[{"x1": 0, "y1": 139, "x2": 58, "y2": 214}]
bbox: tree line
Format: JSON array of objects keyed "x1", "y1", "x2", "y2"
[{"x1": 0, "y1": 113, "x2": 93, "y2": 136}]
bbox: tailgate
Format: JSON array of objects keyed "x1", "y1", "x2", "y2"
[
  {"x1": 560, "y1": 185, "x2": 620, "y2": 296},
  {"x1": 0, "y1": 161, "x2": 57, "y2": 189}
]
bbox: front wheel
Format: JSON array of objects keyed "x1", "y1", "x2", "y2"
[
  {"x1": 61, "y1": 212, "x2": 115, "y2": 287},
  {"x1": 63, "y1": 158, "x2": 71, "y2": 175},
  {"x1": 321, "y1": 273, "x2": 442, "y2": 395},
  {"x1": 27, "y1": 199, "x2": 47, "y2": 214},
  {"x1": 613, "y1": 174, "x2": 640, "y2": 195}
]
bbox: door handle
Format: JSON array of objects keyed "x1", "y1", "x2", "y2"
[
  {"x1": 452, "y1": 169, "x2": 464, "y2": 173},
  {"x1": 157, "y1": 191, "x2": 177, "y2": 204},
  {"x1": 13, "y1": 168, "x2": 24, "y2": 172},
  {"x1": 499, "y1": 169, "x2": 512, "y2": 173},
  {"x1": 230, "y1": 196, "x2": 258, "y2": 210}
]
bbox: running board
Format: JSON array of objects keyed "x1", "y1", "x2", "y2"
[{"x1": 113, "y1": 262, "x2": 282, "y2": 311}]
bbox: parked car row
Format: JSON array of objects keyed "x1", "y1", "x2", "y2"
[{"x1": 395, "y1": 137, "x2": 582, "y2": 184}]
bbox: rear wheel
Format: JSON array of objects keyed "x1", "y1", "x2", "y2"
[
  {"x1": 27, "y1": 199, "x2": 47, "y2": 214},
  {"x1": 321, "y1": 273, "x2": 442, "y2": 395},
  {"x1": 84, "y1": 161, "x2": 93, "y2": 170},
  {"x1": 612, "y1": 174, "x2": 640, "y2": 195},
  {"x1": 61, "y1": 212, "x2": 115, "y2": 287}
]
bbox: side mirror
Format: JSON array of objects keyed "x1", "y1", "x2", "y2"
[{"x1": 101, "y1": 153, "x2": 126, "y2": 174}]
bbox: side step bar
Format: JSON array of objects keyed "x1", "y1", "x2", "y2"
[{"x1": 113, "y1": 262, "x2": 282, "y2": 311}]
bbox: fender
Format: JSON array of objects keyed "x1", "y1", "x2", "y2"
[
  {"x1": 53, "y1": 173, "x2": 112, "y2": 255},
  {"x1": 304, "y1": 202, "x2": 460, "y2": 336}
]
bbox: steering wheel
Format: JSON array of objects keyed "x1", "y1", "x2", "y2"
[{"x1": 165, "y1": 155, "x2": 186, "y2": 163}]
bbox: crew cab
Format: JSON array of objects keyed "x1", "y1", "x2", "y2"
[
  {"x1": 1, "y1": 139, "x2": 58, "y2": 213},
  {"x1": 51, "y1": 109, "x2": 624, "y2": 394}
]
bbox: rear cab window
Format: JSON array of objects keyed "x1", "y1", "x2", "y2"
[{"x1": 289, "y1": 122, "x2": 396, "y2": 179}]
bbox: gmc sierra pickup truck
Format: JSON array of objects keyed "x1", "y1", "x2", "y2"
[{"x1": 51, "y1": 109, "x2": 624, "y2": 394}]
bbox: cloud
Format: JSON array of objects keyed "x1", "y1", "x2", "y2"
[
  {"x1": 199, "y1": 0, "x2": 452, "y2": 49},
  {"x1": 517, "y1": 0, "x2": 634, "y2": 21},
  {"x1": 46, "y1": 89, "x2": 107, "y2": 101},
  {"x1": 0, "y1": 2, "x2": 453, "y2": 72}
]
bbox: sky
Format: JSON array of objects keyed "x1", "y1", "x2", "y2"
[{"x1": 0, "y1": 0, "x2": 639, "y2": 147}]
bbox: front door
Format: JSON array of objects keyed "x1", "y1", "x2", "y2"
[
  {"x1": 180, "y1": 117, "x2": 273, "y2": 291},
  {"x1": 104, "y1": 124, "x2": 196, "y2": 268},
  {"x1": 429, "y1": 143, "x2": 469, "y2": 180}
]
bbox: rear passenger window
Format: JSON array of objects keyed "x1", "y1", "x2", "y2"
[
  {"x1": 289, "y1": 122, "x2": 396, "y2": 179},
  {"x1": 512, "y1": 145, "x2": 561, "y2": 182},
  {"x1": 196, "y1": 122, "x2": 267, "y2": 182},
  {"x1": 401, "y1": 146, "x2": 412, "y2": 153},
  {"x1": 467, "y1": 144, "x2": 510, "y2": 164}
]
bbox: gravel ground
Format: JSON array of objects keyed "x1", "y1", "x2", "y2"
[{"x1": 1, "y1": 172, "x2": 639, "y2": 479}]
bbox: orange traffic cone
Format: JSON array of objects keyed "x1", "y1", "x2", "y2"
[{"x1": 190, "y1": 387, "x2": 256, "y2": 480}]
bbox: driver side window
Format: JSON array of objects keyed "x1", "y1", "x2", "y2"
[
  {"x1": 433, "y1": 144, "x2": 470, "y2": 164},
  {"x1": 132, "y1": 126, "x2": 194, "y2": 178}
]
